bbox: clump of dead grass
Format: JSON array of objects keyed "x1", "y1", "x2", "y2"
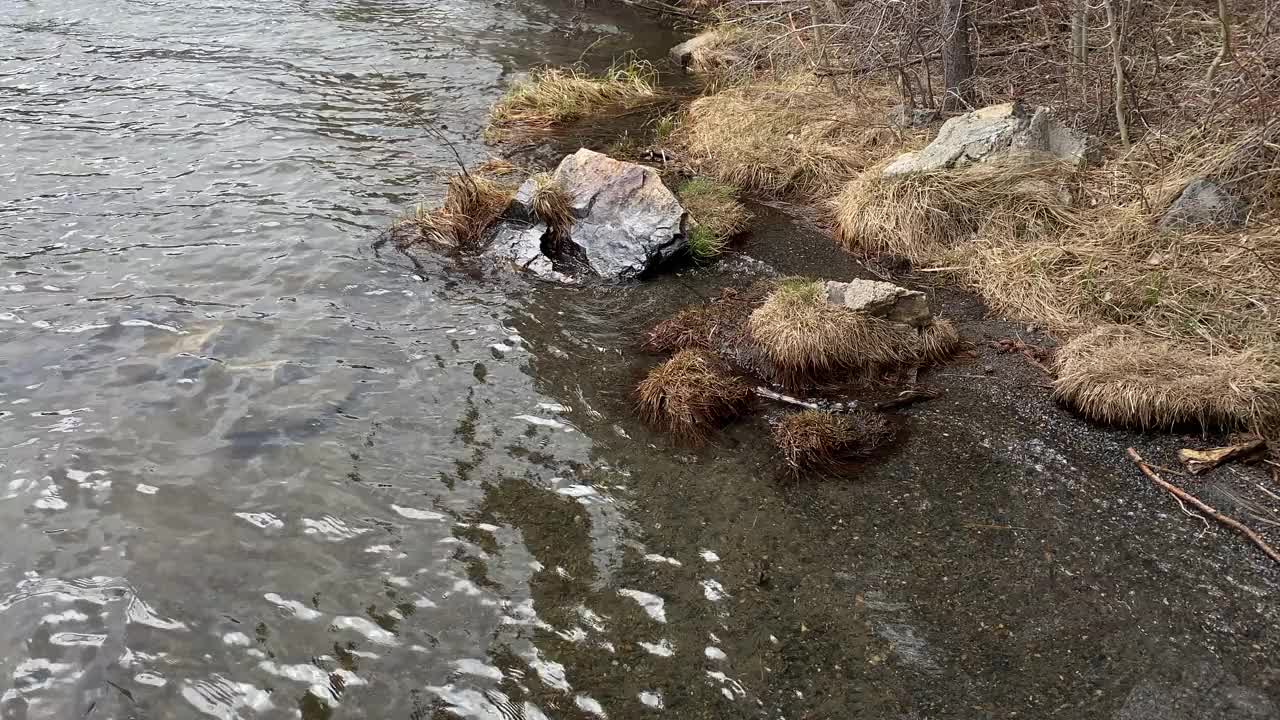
[
  {"x1": 771, "y1": 409, "x2": 891, "y2": 478},
  {"x1": 916, "y1": 319, "x2": 963, "y2": 364},
  {"x1": 678, "y1": 78, "x2": 919, "y2": 198},
  {"x1": 1053, "y1": 325, "x2": 1280, "y2": 432},
  {"x1": 677, "y1": 177, "x2": 751, "y2": 260},
  {"x1": 833, "y1": 156, "x2": 1082, "y2": 264},
  {"x1": 635, "y1": 349, "x2": 753, "y2": 442},
  {"x1": 528, "y1": 173, "x2": 574, "y2": 237},
  {"x1": 488, "y1": 59, "x2": 663, "y2": 138},
  {"x1": 391, "y1": 173, "x2": 515, "y2": 253},
  {"x1": 747, "y1": 277, "x2": 917, "y2": 387}
]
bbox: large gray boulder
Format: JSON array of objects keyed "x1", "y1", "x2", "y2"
[
  {"x1": 486, "y1": 149, "x2": 688, "y2": 282},
  {"x1": 883, "y1": 102, "x2": 1087, "y2": 177},
  {"x1": 824, "y1": 279, "x2": 932, "y2": 328},
  {"x1": 1158, "y1": 177, "x2": 1246, "y2": 231}
]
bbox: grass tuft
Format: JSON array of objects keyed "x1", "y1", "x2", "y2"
[
  {"x1": 488, "y1": 59, "x2": 663, "y2": 138},
  {"x1": 635, "y1": 349, "x2": 753, "y2": 443},
  {"x1": 916, "y1": 319, "x2": 963, "y2": 365},
  {"x1": 677, "y1": 177, "x2": 751, "y2": 261},
  {"x1": 528, "y1": 173, "x2": 574, "y2": 237},
  {"x1": 772, "y1": 409, "x2": 891, "y2": 478},
  {"x1": 1053, "y1": 325, "x2": 1280, "y2": 432},
  {"x1": 392, "y1": 174, "x2": 515, "y2": 254},
  {"x1": 746, "y1": 278, "x2": 916, "y2": 387}
]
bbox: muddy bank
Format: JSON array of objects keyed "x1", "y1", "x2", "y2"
[{"x1": 460, "y1": 197, "x2": 1280, "y2": 718}]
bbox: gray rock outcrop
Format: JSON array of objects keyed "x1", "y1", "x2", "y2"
[
  {"x1": 1158, "y1": 177, "x2": 1246, "y2": 231},
  {"x1": 883, "y1": 102, "x2": 1087, "y2": 177},
  {"x1": 486, "y1": 149, "x2": 688, "y2": 282},
  {"x1": 824, "y1": 279, "x2": 932, "y2": 328}
]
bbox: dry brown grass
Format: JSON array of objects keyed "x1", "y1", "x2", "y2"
[
  {"x1": 677, "y1": 78, "x2": 921, "y2": 198},
  {"x1": 834, "y1": 126, "x2": 1280, "y2": 431},
  {"x1": 916, "y1": 319, "x2": 963, "y2": 365},
  {"x1": 746, "y1": 278, "x2": 918, "y2": 387},
  {"x1": 771, "y1": 409, "x2": 891, "y2": 478},
  {"x1": 635, "y1": 349, "x2": 753, "y2": 442},
  {"x1": 487, "y1": 60, "x2": 664, "y2": 138},
  {"x1": 528, "y1": 173, "x2": 574, "y2": 237},
  {"x1": 392, "y1": 174, "x2": 515, "y2": 254},
  {"x1": 1053, "y1": 325, "x2": 1280, "y2": 432}
]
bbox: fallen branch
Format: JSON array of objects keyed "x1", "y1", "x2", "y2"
[
  {"x1": 1127, "y1": 448, "x2": 1280, "y2": 565},
  {"x1": 1177, "y1": 438, "x2": 1266, "y2": 475},
  {"x1": 754, "y1": 386, "x2": 858, "y2": 413},
  {"x1": 875, "y1": 388, "x2": 940, "y2": 410}
]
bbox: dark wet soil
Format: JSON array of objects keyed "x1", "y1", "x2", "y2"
[{"x1": 490, "y1": 200, "x2": 1280, "y2": 719}]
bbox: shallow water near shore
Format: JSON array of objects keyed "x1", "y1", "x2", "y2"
[{"x1": 2, "y1": 1, "x2": 1278, "y2": 719}]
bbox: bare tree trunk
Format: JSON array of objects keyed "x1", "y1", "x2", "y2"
[
  {"x1": 1070, "y1": 0, "x2": 1088, "y2": 80},
  {"x1": 940, "y1": 0, "x2": 975, "y2": 111},
  {"x1": 1104, "y1": 0, "x2": 1130, "y2": 147},
  {"x1": 1205, "y1": 0, "x2": 1233, "y2": 83}
]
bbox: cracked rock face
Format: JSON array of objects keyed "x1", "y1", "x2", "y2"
[
  {"x1": 883, "y1": 102, "x2": 1088, "y2": 177},
  {"x1": 485, "y1": 149, "x2": 688, "y2": 282}
]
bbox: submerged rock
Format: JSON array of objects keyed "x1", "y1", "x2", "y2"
[
  {"x1": 824, "y1": 279, "x2": 932, "y2": 328},
  {"x1": 486, "y1": 149, "x2": 688, "y2": 282},
  {"x1": 883, "y1": 102, "x2": 1087, "y2": 177},
  {"x1": 1158, "y1": 177, "x2": 1246, "y2": 231}
]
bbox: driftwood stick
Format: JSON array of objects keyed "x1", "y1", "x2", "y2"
[
  {"x1": 754, "y1": 386, "x2": 858, "y2": 413},
  {"x1": 1128, "y1": 448, "x2": 1280, "y2": 565}
]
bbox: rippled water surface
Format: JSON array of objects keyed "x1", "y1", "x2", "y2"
[{"x1": 5, "y1": 1, "x2": 1280, "y2": 719}]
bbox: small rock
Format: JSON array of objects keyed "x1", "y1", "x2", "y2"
[
  {"x1": 883, "y1": 102, "x2": 1088, "y2": 178},
  {"x1": 1158, "y1": 177, "x2": 1245, "y2": 231},
  {"x1": 888, "y1": 104, "x2": 941, "y2": 129},
  {"x1": 669, "y1": 31, "x2": 740, "y2": 73},
  {"x1": 824, "y1": 279, "x2": 932, "y2": 328}
]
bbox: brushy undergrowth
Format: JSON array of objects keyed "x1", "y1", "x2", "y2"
[
  {"x1": 635, "y1": 349, "x2": 753, "y2": 443},
  {"x1": 677, "y1": 177, "x2": 751, "y2": 260},
  {"x1": 391, "y1": 173, "x2": 515, "y2": 253},
  {"x1": 677, "y1": 78, "x2": 920, "y2": 198},
  {"x1": 772, "y1": 409, "x2": 891, "y2": 478},
  {"x1": 488, "y1": 59, "x2": 664, "y2": 138},
  {"x1": 746, "y1": 278, "x2": 918, "y2": 387}
]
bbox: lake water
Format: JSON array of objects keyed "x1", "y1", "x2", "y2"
[{"x1": 3, "y1": 1, "x2": 1278, "y2": 719}]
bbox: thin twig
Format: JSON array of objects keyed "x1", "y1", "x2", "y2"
[{"x1": 1128, "y1": 448, "x2": 1280, "y2": 565}]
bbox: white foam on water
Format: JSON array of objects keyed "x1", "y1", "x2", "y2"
[
  {"x1": 50, "y1": 632, "x2": 105, "y2": 646},
  {"x1": 643, "y1": 553, "x2": 682, "y2": 566},
  {"x1": 521, "y1": 646, "x2": 570, "y2": 692},
  {"x1": 575, "y1": 694, "x2": 607, "y2": 718},
  {"x1": 391, "y1": 504, "x2": 446, "y2": 521},
  {"x1": 705, "y1": 646, "x2": 727, "y2": 661},
  {"x1": 222, "y1": 632, "x2": 251, "y2": 647},
  {"x1": 234, "y1": 512, "x2": 282, "y2": 530},
  {"x1": 180, "y1": 675, "x2": 273, "y2": 718},
  {"x1": 452, "y1": 658, "x2": 503, "y2": 681},
  {"x1": 701, "y1": 579, "x2": 730, "y2": 602},
  {"x1": 302, "y1": 515, "x2": 370, "y2": 540},
  {"x1": 638, "y1": 691, "x2": 664, "y2": 709},
  {"x1": 699, "y1": 549, "x2": 720, "y2": 563},
  {"x1": 134, "y1": 672, "x2": 166, "y2": 687},
  {"x1": 135, "y1": 484, "x2": 158, "y2": 495},
  {"x1": 263, "y1": 593, "x2": 322, "y2": 621},
  {"x1": 331, "y1": 616, "x2": 399, "y2": 645},
  {"x1": 513, "y1": 414, "x2": 571, "y2": 431},
  {"x1": 639, "y1": 639, "x2": 674, "y2": 657},
  {"x1": 126, "y1": 596, "x2": 187, "y2": 630},
  {"x1": 618, "y1": 589, "x2": 666, "y2": 623},
  {"x1": 121, "y1": 319, "x2": 185, "y2": 334}
]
